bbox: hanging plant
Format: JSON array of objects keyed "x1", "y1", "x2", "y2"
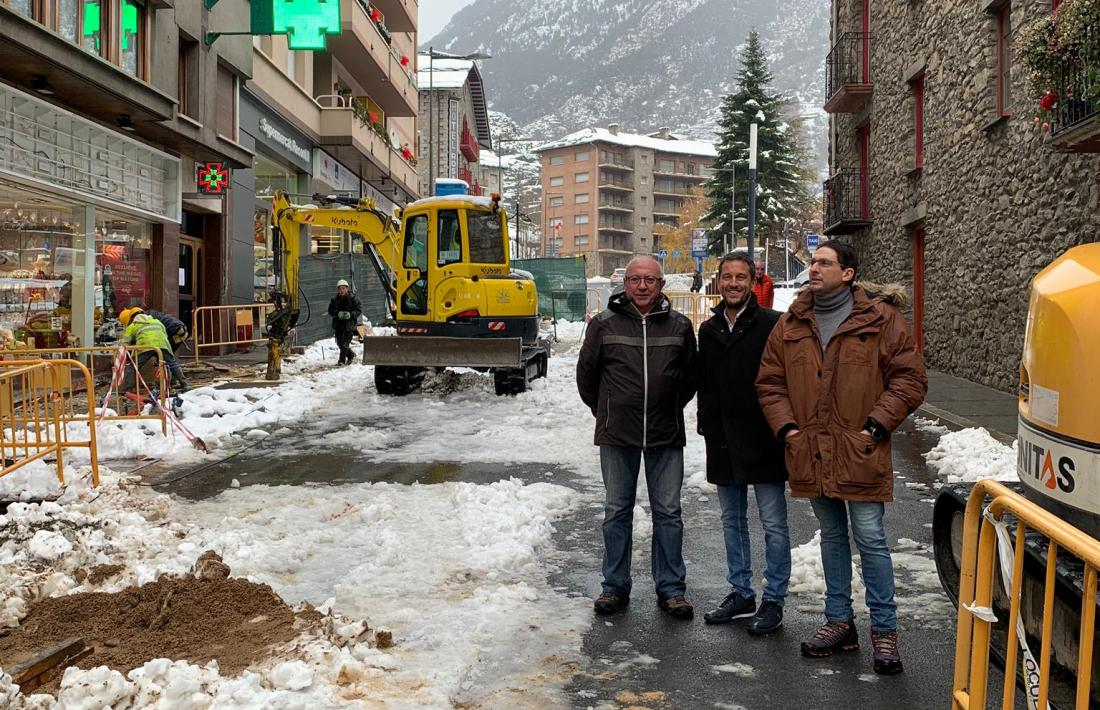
[
  {"x1": 400, "y1": 54, "x2": 410, "y2": 67},
  {"x1": 369, "y1": 6, "x2": 381, "y2": 22},
  {"x1": 1017, "y1": 0, "x2": 1100, "y2": 118}
]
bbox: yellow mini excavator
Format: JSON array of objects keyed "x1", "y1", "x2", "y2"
[
  {"x1": 263, "y1": 188, "x2": 550, "y2": 396},
  {"x1": 934, "y1": 242, "x2": 1100, "y2": 706}
]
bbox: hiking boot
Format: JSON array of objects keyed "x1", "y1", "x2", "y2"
[
  {"x1": 801, "y1": 620, "x2": 859, "y2": 658},
  {"x1": 747, "y1": 600, "x2": 783, "y2": 636},
  {"x1": 703, "y1": 592, "x2": 756, "y2": 624},
  {"x1": 871, "y1": 629, "x2": 903, "y2": 675},
  {"x1": 593, "y1": 593, "x2": 629, "y2": 616},
  {"x1": 657, "y1": 595, "x2": 694, "y2": 620}
]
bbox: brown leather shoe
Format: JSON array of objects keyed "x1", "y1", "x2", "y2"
[
  {"x1": 657, "y1": 595, "x2": 694, "y2": 619},
  {"x1": 594, "y1": 593, "x2": 629, "y2": 615}
]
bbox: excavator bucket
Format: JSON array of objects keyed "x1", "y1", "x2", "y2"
[{"x1": 360, "y1": 336, "x2": 523, "y2": 368}]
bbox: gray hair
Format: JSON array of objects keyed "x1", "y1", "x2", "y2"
[{"x1": 625, "y1": 255, "x2": 663, "y2": 277}]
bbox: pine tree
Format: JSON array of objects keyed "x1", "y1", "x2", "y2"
[{"x1": 704, "y1": 29, "x2": 813, "y2": 254}]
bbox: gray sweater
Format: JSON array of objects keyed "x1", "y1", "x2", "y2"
[{"x1": 813, "y1": 287, "x2": 854, "y2": 351}]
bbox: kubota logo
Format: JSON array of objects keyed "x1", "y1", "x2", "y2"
[{"x1": 1018, "y1": 439, "x2": 1076, "y2": 493}]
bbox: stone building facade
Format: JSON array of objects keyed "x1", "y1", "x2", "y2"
[
  {"x1": 417, "y1": 55, "x2": 492, "y2": 197},
  {"x1": 824, "y1": 0, "x2": 1100, "y2": 391}
]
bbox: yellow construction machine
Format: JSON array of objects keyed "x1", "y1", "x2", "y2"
[
  {"x1": 263, "y1": 188, "x2": 549, "y2": 395},
  {"x1": 934, "y1": 242, "x2": 1100, "y2": 706}
]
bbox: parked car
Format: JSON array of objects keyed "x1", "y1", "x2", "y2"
[
  {"x1": 609, "y1": 267, "x2": 626, "y2": 291},
  {"x1": 775, "y1": 267, "x2": 809, "y2": 289}
]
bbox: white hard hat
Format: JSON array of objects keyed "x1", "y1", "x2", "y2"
[{"x1": 336, "y1": 279, "x2": 349, "y2": 288}]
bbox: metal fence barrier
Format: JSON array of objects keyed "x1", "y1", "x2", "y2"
[
  {"x1": 952, "y1": 479, "x2": 1100, "y2": 709},
  {"x1": 0, "y1": 359, "x2": 99, "y2": 487},
  {"x1": 0, "y1": 345, "x2": 170, "y2": 433},
  {"x1": 192, "y1": 304, "x2": 275, "y2": 362},
  {"x1": 665, "y1": 291, "x2": 722, "y2": 331}
]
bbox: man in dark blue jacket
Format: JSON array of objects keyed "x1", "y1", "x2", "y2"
[
  {"x1": 328, "y1": 279, "x2": 362, "y2": 365},
  {"x1": 697, "y1": 253, "x2": 790, "y2": 636},
  {"x1": 577, "y1": 256, "x2": 698, "y2": 619}
]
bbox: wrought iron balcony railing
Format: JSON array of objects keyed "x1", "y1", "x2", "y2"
[
  {"x1": 822, "y1": 170, "x2": 872, "y2": 235},
  {"x1": 1051, "y1": 24, "x2": 1100, "y2": 151},
  {"x1": 825, "y1": 32, "x2": 873, "y2": 113}
]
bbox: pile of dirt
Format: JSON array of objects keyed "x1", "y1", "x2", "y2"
[{"x1": 0, "y1": 553, "x2": 313, "y2": 689}]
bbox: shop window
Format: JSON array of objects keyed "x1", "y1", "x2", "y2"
[
  {"x1": 467, "y1": 210, "x2": 505, "y2": 264},
  {"x1": 120, "y1": 0, "x2": 145, "y2": 78},
  {"x1": 253, "y1": 208, "x2": 273, "y2": 300},
  {"x1": 96, "y1": 215, "x2": 151, "y2": 317}
]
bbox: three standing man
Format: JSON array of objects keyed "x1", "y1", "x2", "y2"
[{"x1": 577, "y1": 243, "x2": 926, "y2": 677}]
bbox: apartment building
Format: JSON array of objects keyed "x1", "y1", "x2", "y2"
[
  {"x1": 417, "y1": 55, "x2": 492, "y2": 196},
  {"x1": 824, "y1": 0, "x2": 1100, "y2": 391},
  {"x1": 536, "y1": 125, "x2": 715, "y2": 277},
  {"x1": 0, "y1": 1, "x2": 252, "y2": 346},
  {"x1": 243, "y1": 0, "x2": 420, "y2": 299}
]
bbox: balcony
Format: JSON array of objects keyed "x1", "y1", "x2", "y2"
[
  {"x1": 598, "y1": 235, "x2": 632, "y2": 251},
  {"x1": 598, "y1": 174, "x2": 633, "y2": 191},
  {"x1": 822, "y1": 170, "x2": 872, "y2": 235},
  {"x1": 598, "y1": 217, "x2": 633, "y2": 234},
  {"x1": 599, "y1": 157, "x2": 634, "y2": 171},
  {"x1": 824, "y1": 32, "x2": 873, "y2": 113},
  {"x1": 388, "y1": 145, "x2": 420, "y2": 200},
  {"x1": 1051, "y1": 25, "x2": 1100, "y2": 152},
  {"x1": 598, "y1": 198, "x2": 633, "y2": 213},
  {"x1": 652, "y1": 183, "x2": 693, "y2": 197},
  {"x1": 460, "y1": 121, "x2": 480, "y2": 163},
  {"x1": 365, "y1": 0, "x2": 416, "y2": 32},
  {"x1": 332, "y1": 0, "x2": 417, "y2": 117},
  {"x1": 318, "y1": 99, "x2": 391, "y2": 178},
  {"x1": 458, "y1": 165, "x2": 473, "y2": 185}
]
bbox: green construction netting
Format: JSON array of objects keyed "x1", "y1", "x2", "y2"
[{"x1": 512, "y1": 257, "x2": 588, "y2": 322}]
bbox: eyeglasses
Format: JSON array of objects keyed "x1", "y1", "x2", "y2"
[{"x1": 625, "y1": 276, "x2": 662, "y2": 286}]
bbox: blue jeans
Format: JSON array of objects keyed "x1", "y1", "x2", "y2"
[
  {"x1": 600, "y1": 445, "x2": 686, "y2": 599},
  {"x1": 810, "y1": 496, "x2": 897, "y2": 632},
  {"x1": 718, "y1": 482, "x2": 791, "y2": 605}
]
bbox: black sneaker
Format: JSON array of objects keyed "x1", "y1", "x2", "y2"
[
  {"x1": 593, "y1": 593, "x2": 629, "y2": 616},
  {"x1": 657, "y1": 595, "x2": 694, "y2": 619},
  {"x1": 871, "y1": 630, "x2": 903, "y2": 675},
  {"x1": 703, "y1": 592, "x2": 756, "y2": 624},
  {"x1": 747, "y1": 600, "x2": 783, "y2": 636},
  {"x1": 801, "y1": 619, "x2": 859, "y2": 658}
]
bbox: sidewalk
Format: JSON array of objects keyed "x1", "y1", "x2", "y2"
[{"x1": 919, "y1": 369, "x2": 1018, "y2": 443}]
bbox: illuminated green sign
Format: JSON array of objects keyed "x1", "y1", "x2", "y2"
[{"x1": 251, "y1": 0, "x2": 341, "y2": 51}]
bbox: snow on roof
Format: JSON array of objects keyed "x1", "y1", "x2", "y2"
[
  {"x1": 535, "y1": 127, "x2": 717, "y2": 158},
  {"x1": 417, "y1": 56, "x2": 476, "y2": 89},
  {"x1": 409, "y1": 194, "x2": 495, "y2": 209}
]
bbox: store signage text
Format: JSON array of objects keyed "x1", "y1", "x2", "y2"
[{"x1": 259, "y1": 118, "x2": 311, "y2": 163}]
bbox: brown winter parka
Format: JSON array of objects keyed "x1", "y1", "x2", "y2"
[{"x1": 755, "y1": 284, "x2": 927, "y2": 502}]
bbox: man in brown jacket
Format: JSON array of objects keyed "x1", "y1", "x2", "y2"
[{"x1": 756, "y1": 241, "x2": 926, "y2": 676}]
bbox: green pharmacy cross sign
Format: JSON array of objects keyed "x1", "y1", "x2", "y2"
[
  {"x1": 205, "y1": 0, "x2": 341, "y2": 51},
  {"x1": 197, "y1": 162, "x2": 230, "y2": 195}
]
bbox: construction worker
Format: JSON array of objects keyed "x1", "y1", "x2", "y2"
[
  {"x1": 119, "y1": 307, "x2": 189, "y2": 392},
  {"x1": 328, "y1": 279, "x2": 362, "y2": 366},
  {"x1": 142, "y1": 308, "x2": 189, "y2": 353}
]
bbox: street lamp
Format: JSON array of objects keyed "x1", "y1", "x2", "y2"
[{"x1": 425, "y1": 48, "x2": 492, "y2": 196}]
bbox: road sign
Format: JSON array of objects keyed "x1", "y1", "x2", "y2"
[
  {"x1": 807, "y1": 233, "x2": 820, "y2": 252},
  {"x1": 659, "y1": 249, "x2": 668, "y2": 259},
  {"x1": 672, "y1": 250, "x2": 681, "y2": 258},
  {"x1": 691, "y1": 228, "x2": 707, "y2": 258}
]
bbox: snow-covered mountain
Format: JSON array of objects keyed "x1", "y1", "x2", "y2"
[{"x1": 425, "y1": 0, "x2": 830, "y2": 147}]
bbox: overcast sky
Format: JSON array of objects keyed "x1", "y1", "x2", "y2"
[{"x1": 419, "y1": 0, "x2": 477, "y2": 41}]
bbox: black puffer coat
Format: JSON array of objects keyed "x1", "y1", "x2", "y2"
[
  {"x1": 577, "y1": 292, "x2": 697, "y2": 449},
  {"x1": 697, "y1": 294, "x2": 787, "y2": 486},
  {"x1": 327, "y1": 293, "x2": 362, "y2": 335}
]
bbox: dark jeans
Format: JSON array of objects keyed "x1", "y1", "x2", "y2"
[
  {"x1": 599, "y1": 445, "x2": 686, "y2": 600},
  {"x1": 336, "y1": 330, "x2": 355, "y2": 363},
  {"x1": 121, "y1": 349, "x2": 187, "y2": 392}
]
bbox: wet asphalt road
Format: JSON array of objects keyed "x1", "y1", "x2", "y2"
[{"x1": 148, "y1": 401, "x2": 1018, "y2": 709}]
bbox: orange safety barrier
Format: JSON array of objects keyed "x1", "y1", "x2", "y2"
[
  {"x1": 0, "y1": 345, "x2": 171, "y2": 434},
  {"x1": 192, "y1": 304, "x2": 275, "y2": 362},
  {"x1": 664, "y1": 291, "x2": 722, "y2": 331},
  {"x1": 0, "y1": 359, "x2": 99, "y2": 487}
]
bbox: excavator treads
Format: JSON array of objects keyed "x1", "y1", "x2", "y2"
[{"x1": 360, "y1": 336, "x2": 523, "y2": 368}]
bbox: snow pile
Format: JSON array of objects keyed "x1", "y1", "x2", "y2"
[
  {"x1": 172, "y1": 477, "x2": 589, "y2": 707},
  {"x1": 925, "y1": 428, "x2": 1018, "y2": 483},
  {"x1": 685, "y1": 470, "x2": 716, "y2": 494},
  {"x1": 0, "y1": 459, "x2": 65, "y2": 502},
  {"x1": 788, "y1": 531, "x2": 867, "y2": 616},
  {"x1": 913, "y1": 416, "x2": 949, "y2": 435}
]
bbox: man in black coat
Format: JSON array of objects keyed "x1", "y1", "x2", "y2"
[
  {"x1": 577, "y1": 256, "x2": 698, "y2": 619},
  {"x1": 327, "y1": 279, "x2": 362, "y2": 365},
  {"x1": 697, "y1": 253, "x2": 790, "y2": 635}
]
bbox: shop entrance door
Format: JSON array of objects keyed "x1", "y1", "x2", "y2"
[{"x1": 178, "y1": 237, "x2": 203, "y2": 330}]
